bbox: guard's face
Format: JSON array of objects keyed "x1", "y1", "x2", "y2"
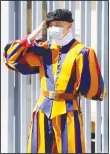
[{"x1": 48, "y1": 20, "x2": 72, "y2": 36}]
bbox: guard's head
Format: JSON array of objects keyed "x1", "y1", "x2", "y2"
[{"x1": 46, "y1": 9, "x2": 74, "y2": 37}]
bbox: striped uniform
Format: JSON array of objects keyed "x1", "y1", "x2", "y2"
[{"x1": 3, "y1": 36, "x2": 106, "y2": 153}]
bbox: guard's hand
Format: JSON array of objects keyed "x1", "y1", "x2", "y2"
[{"x1": 28, "y1": 21, "x2": 46, "y2": 42}]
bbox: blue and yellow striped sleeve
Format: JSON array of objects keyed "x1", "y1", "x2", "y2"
[
  {"x1": 3, "y1": 36, "x2": 48, "y2": 75},
  {"x1": 75, "y1": 47, "x2": 106, "y2": 101}
]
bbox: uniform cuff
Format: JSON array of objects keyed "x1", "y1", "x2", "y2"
[{"x1": 20, "y1": 35, "x2": 33, "y2": 48}]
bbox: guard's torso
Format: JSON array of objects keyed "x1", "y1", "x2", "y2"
[{"x1": 33, "y1": 38, "x2": 85, "y2": 119}]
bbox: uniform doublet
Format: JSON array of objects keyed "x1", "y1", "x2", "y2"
[{"x1": 3, "y1": 36, "x2": 106, "y2": 153}]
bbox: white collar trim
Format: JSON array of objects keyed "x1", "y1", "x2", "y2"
[{"x1": 54, "y1": 29, "x2": 73, "y2": 47}]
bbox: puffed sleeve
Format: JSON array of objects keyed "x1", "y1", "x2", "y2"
[
  {"x1": 3, "y1": 36, "x2": 49, "y2": 75},
  {"x1": 75, "y1": 47, "x2": 106, "y2": 101}
]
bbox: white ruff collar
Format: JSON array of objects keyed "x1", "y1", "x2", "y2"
[{"x1": 54, "y1": 30, "x2": 73, "y2": 47}]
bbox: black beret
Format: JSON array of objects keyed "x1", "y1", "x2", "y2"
[{"x1": 46, "y1": 9, "x2": 74, "y2": 27}]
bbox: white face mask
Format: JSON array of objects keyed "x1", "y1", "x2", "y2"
[{"x1": 47, "y1": 26, "x2": 64, "y2": 41}]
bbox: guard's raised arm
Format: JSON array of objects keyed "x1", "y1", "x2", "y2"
[{"x1": 3, "y1": 21, "x2": 49, "y2": 75}]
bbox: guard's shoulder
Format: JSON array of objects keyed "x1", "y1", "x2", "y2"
[
  {"x1": 73, "y1": 40, "x2": 86, "y2": 55},
  {"x1": 80, "y1": 46, "x2": 96, "y2": 57}
]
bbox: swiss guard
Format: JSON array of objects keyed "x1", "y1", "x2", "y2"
[{"x1": 3, "y1": 9, "x2": 106, "y2": 153}]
